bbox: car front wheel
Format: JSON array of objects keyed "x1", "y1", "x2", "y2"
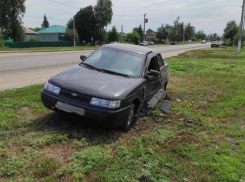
[{"x1": 120, "y1": 104, "x2": 135, "y2": 132}]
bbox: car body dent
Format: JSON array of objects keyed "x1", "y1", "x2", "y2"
[{"x1": 41, "y1": 44, "x2": 170, "y2": 128}]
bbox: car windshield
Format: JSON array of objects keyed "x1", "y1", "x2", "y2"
[{"x1": 83, "y1": 47, "x2": 144, "y2": 77}]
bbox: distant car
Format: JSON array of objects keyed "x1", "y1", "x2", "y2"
[
  {"x1": 140, "y1": 41, "x2": 149, "y2": 46},
  {"x1": 188, "y1": 40, "x2": 192, "y2": 42},
  {"x1": 41, "y1": 44, "x2": 170, "y2": 131},
  {"x1": 211, "y1": 41, "x2": 219, "y2": 47},
  {"x1": 149, "y1": 41, "x2": 155, "y2": 45},
  {"x1": 171, "y1": 41, "x2": 178, "y2": 45},
  {"x1": 201, "y1": 40, "x2": 206, "y2": 44}
]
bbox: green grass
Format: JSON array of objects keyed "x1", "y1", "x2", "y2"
[
  {"x1": 0, "y1": 47, "x2": 245, "y2": 181},
  {"x1": 0, "y1": 46, "x2": 98, "y2": 52}
]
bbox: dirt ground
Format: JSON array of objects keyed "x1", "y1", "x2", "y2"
[{"x1": 0, "y1": 47, "x2": 206, "y2": 91}]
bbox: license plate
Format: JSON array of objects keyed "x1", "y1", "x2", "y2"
[{"x1": 55, "y1": 101, "x2": 85, "y2": 116}]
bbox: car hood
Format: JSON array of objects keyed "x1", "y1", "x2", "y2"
[{"x1": 49, "y1": 65, "x2": 144, "y2": 100}]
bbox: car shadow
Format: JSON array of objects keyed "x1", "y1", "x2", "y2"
[{"x1": 31, "y1": 112, "x2": 123, "y2": 146}]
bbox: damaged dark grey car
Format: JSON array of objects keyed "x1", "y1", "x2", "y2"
[{"x1": 41, "y1": 44, "x2": 170, "y2": 131}]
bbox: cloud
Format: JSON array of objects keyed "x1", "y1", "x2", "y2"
[{"x1": 22, "y1": 0, "x2": 243, "y2": 34}]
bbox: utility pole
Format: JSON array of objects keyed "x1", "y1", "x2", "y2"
[
  {"x1": 144, "y1": 13, "x2": 147, "y2": 44},
  {"x1": 238, "y1": 0, "x2": 245, "y2": 53},
  {"x1": 73, "y1": 17, "x2": 75, "y2": 47}
]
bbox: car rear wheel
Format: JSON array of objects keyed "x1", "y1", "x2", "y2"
[{"x1": 120, "y1": 104, "x2": 135, "y2": 132}]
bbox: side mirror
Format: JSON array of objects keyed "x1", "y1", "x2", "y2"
[
  {"x1": 147, "y1": 70, "x2": 159, "y2": 77},
  {"x1": 80, "y1": 55, "x2": 87, "y2": 61}
]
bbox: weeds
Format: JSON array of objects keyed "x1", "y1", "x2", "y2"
[{"x1": 0, "y1": 47, "x2": 245, "y2": 181}]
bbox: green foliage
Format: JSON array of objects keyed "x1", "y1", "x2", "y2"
[
  {"x1": 31, "y1": 158, "x2": 57, "y2": 177},
  {"x1": 94, "y1": 0, "x2": 113, "y2": 28},
  {"x1": 0, "y1": 156, "x2": 25, "y2": 176},
  {"x1": 193, "y1": 30, "x2": 207, "y2": 41},
  {"x1": 146, "y1": 28, "x2": 154, "y2": 33},
  {"x1": 1, "y1": 48, "x2": 245, "y2": 181},
  {"x1": 74, "y1": 6, "x2": 98, "y2": 42},
  {"x1": 0, "y1": 0, "x2": 26, "y2": 41},
  {"x1": 156, "y1": 24, "x2": 169, "y2": 43},
  {"x1": 133, "y1": 24, "x2": 144, "y2": 41},
  {"x1": 63, "y1": 28, "x2": 79, "y2": 41},
  {"x1": 72, "y1": 138, "x2": 88, "y2": 148},
  {"x1": 0, "y1": 36, "x2": 4, "y2": 47},
  {"x1": 42, "y1": 14, "x2": 49, "y2": 28},
  {"x1": 28, "y1": 36, "x2": 41, "y2": 42},
  {"x1": 125, "y1": 31, "x2": 141, "y2": 45},
  {"x1": 108, "y1": 26, "x2": 119, "y2": 42},
  {"x1": 28, "y1": 27, "x2": 41, "y2": 32},
  {"x1": 223, "y1": 20, "x2": 238, "y2": 43}
]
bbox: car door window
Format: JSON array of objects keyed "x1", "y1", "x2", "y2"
[
  {"x1": 148, "y1": 57, "x2": 159, "y2": 72},
  {"x1": 157, "y1": 55, "x2": 164, "y2": 67}
]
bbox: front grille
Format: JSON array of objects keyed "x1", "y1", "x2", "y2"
[{"x1": 59, "y1": 89, "x2": 91, "y2": 104}]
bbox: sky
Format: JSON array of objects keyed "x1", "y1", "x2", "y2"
[{"x1": 22, "y1": 0, "x2": 244, "y2": 35}]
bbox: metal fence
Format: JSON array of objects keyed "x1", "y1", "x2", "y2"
[{"x1": 4, "y1": 41, "x2": 81, "y2": 48}]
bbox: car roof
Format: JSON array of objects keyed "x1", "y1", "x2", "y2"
[{"x1": 102, "y1": 44, "x2": 158, "y2": 55}]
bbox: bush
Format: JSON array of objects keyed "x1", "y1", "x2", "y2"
[
  {"x1": 0, "y1": 38, "x2": 4, "y2": 48},
  {"x1": 28, "y1": 36, "x2": 41, "y2": 42},
  {"x1": 63, "y1": 28, "x2": 79, "y2": 41},
  {"x1": 223, "y1": 39, "x2": 232, "y2": 46},
  {"x1": 0, "y1": 33, "x2": 4, "y2": 48},
  {"x1": 125, "y1": 31, "x2": 141, "y2": 45}
]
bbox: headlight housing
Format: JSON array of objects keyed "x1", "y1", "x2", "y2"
[
  {"x1": 90, "y1": 97, "x2": 121, "y2": 108},
  {"x1": 44, "y1": 82, "x2": 61, "y2": 94}
]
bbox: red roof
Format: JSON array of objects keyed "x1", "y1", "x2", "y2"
[
  {"x1": 24, "y1": 28, "x2": 38, "y2": 35},
  {"x1": 146, "y1": 32, "x2": 156, "y2": 36}
]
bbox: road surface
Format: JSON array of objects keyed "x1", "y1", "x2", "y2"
[{"x1": 0, "y1": 43, "x2": 210, "y2": 91}]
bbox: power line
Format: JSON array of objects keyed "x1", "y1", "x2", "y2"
[
  {"x1": 148, "y1": 18, "x2": 162, "y2": 25},
  {"x1": 48, "y1": 0, "x2": 80, "y2": 9},
  {"x1": 49, "y1": 0, "x2": 142, "y2": 18},
  {"x1": 25, "y1": 15, "x2": 68, "y2": 21}
]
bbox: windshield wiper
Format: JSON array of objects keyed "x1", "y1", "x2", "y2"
[
  {"x1": 100, "y1": 69, "x2": 130, "y2": 78},
  {"x1": 81, "y1": 63, "x2": 103, "y2": 72}
]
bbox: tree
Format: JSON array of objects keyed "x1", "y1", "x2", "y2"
[
  {"x1": 133, "y1": 25, "x2": 144, "y2": 41},
  {"x1": 94, "y1": 0, "x2": 113, "y2": 44},
  {"x1": 66, "y1": 18, "x2": 73, "y2": 29},
  {"x1": 194, "y1": 31, "x2": 207, "y2": 41},
  {"x1": 167, "y1": 17, "x2": 182, "y2": 42},
  {"x1": 223, "y1": 20, "x2": 238, "y2": 43},
  {"x1": 184, "y1": 23, "x2": 195, "y2": 40},
  {"x1": 42, "y1": 14, "x2": 49, "y2": 28},
  {"x1": 125, "y1": 31, "x2": 140, "y2": 45},
  {"x1": 63, "y1": 28, "x2": 79, "y2": 41},
  {"x1": 29, "y1": 27, "x2": 41, "y2": 32},
  {"x1": 108, "y1": 26, "x2": 119, "y2": 42},
  {"x1": 156, "y1": 24, "x2": 168, "y2": 43},
  {"x1": 146, "y1": 29, "x2": 154, "y2": 34},
  {"x1": 74, "y1": 6, "x2": 98, "y2": 43},
  {"x1": 0, "y1": 0, "x2": 26, "y2": 41}
]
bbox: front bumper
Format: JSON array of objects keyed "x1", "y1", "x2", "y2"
[{"x1": 41, "y1": 90, "x2": 131, "y2": 128}]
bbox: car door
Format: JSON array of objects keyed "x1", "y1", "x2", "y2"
[
  {"x1": 144, "y1": 54, "x2": 161, "y2": 102},
  {"x1": 157, "y1": 54, "x2": 170, "y2": 90}
]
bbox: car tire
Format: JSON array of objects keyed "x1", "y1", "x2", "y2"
[{"x1": 120, "y1": 104, "x2": 135, "y2": 132}]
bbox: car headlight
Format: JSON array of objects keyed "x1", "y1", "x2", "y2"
[
  {"x1": 44, "y1": 82, "x2": 61, "y2": 94},
  {"x1": 90, "y1": 97, "x2": 121, "y2": 108}
]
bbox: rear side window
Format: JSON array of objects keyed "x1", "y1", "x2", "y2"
[{"x1": 157, "y1": 55, "x2": 164, "y2": 67}]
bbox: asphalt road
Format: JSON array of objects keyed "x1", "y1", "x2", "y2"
[{"x1": 0, "y1": 43, "x2": 210, "y2": 72}]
